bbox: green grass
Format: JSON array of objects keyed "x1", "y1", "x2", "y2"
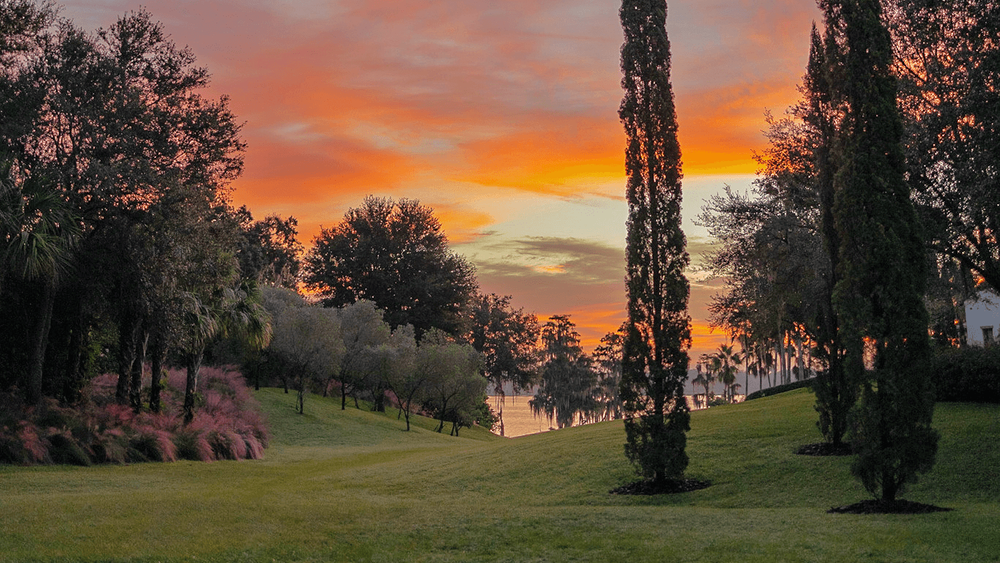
[{"x1": 1, "y1": 388, "x2": 997, "y2": 562}]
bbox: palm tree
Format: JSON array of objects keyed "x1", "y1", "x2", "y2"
[
  {"x1": 179, "y1": 279, "x2": 271, "y2": 423},
  {"x1": 712, "y1": 343, "x2": 742, "y2": 403},
  {"x1": 693, "y1": 357, "x2": 716, "y2": 407},
  {"x1": 0, "y1": 169, "x2": 79, "y2": 404}
]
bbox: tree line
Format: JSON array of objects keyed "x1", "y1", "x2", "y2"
[
  {"x1": 0, "y1": 0, "x2": 623, "y2": 438},
  {"x1": 0, "y1": 1, "x2": 298, "y2": 425},
  {"x1": 691, "y1": 0, "x2": 1000, "y2": 502},
  {"x1": 268, "y1": 195, "x2": 629, "y2": 436},
  {"x1": 611, "y1": 0, "x2": 996, "y2": 505}
]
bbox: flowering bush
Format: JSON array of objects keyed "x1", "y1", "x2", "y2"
[{"x1": 0, "y1": 367, "x2": 267, "y2": 465}]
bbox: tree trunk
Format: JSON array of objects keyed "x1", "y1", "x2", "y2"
[
  {"x1": 805, "y1": 343, "x2": 812, "y2": 378},
  {"x1": 776, "y1": 341, "x2": 786, "y2": 385},
  {"x1": 26, "y1": 279, "x2": 56, "y2": 405},
  {"x1": 148, "y1": 330, "x2": 167, "y2": 413},
  {"x1": 497, "y1": 395, "x2": 506, "y2": 437},
  {"x1": 183, "y1": 351, "x2": 203, "y2": 424},
  {"x1": 62, "y1": 302, "x2": 85, "y2": 405},
  {"x1": 297, "y1": 371, "x2": 305, "y2": 414},
  {"x1": 130, "y1": 330, "x2": 148, "y2": 412},
  {"x1": 436, "y1": 398, "x2": 449, "y2": 433},
  {"x1": 795, "y1": 335, "x2": 804, "y2": 381},
  {"x1": 768, "y1": 353, "x2": 774, "y2": 387},
  {"x1": 116, "y1": 312, "x2": 140, "y2": 405}
]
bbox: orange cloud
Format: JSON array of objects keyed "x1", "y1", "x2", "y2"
[
  {"x1": 428, "y1": 204, "x2": 495, "y2": 244},
  {"x1": 454, "y1": 115, "x2": 623, "y2": 196},
  {"x1": 62, "y1": 0, "x2": 819, "y2": 364}
]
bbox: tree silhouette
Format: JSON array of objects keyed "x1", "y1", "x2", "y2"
[
  {"x1": 465, "y1": 293, "x2": 539, "y2": 436},
  {"x1": 304, "y1": 196, "x2": 477, "y2": 339},
  {"x1": 618, "y1": 0, "x2": 693, "y2": 485},
  {"x1": 530, "y1": 316, "x2": 596, "y2": 429},
  {"x1": 830, "y1": 0, "x2": 937, "y2": 502}
]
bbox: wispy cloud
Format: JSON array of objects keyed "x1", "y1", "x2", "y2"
[{"x1": 60, "y1": 0, "x2": 817, "y2": 354}]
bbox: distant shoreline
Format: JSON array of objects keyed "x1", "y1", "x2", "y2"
[{"x1": 487, "y1": 394, "x2": 746, "y2": 438}]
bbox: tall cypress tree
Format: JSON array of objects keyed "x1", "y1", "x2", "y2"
[
  {"x1": 804, "y1": 19, "x2": 856, "y2": 449},
  {"x1": 618, "y1": 0, "x2": 692, "y2": 485},
  {"x1": 829, "y1": 0, "x2": 937, "y2": 502}
]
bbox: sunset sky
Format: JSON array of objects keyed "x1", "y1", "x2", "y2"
[{"x1": 63, "y1": 0, "x2": 823, "y2": 357}]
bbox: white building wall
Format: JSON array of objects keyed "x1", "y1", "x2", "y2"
[{"x1": 965, "y1": 290, "x2": 1000, "y2": 346}]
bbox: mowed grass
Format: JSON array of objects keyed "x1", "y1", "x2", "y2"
[{"x1": 1, "y1": 388, "x2": 998, "y2": 562}]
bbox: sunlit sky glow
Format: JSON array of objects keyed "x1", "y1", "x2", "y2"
[{"x1": 63, "y1": 0, "x2": 823, "y2": 356}]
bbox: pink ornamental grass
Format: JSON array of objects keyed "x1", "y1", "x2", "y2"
[
  {"x1": 17, "y1": 421, "x2": 47, "y2": 464},
  {"x1": 1, "y1": 365, "x2": 268, "y2": 466}
]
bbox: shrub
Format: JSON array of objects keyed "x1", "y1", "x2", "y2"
[
  {"x1": 90, "y1": 429, "x2": 128, "y2": 464},
  {"x1": 17, "y1": 422, "x2": 48, "y2": 463},
  {"x1": 0, "y1": 431, "x2": 24, "y2": 464},
  {"x1": 47, "y1": 430, "x2": 92, "y2": 466},
  {"x1": 0, "y1": 366, "x2": 267, "y2": 466},
  {"x1": 930, "y1": 345, "x2": 1000, "y2": 403},
  {"x1": 172, "y1": 425, "x2": 214, "y2": 462},
  {"x1": 129, "y1": 428, "x2": 178, "y2": 463},
  {"x1": 745, "y1": 378, "x2": 816, "y2": 401}
]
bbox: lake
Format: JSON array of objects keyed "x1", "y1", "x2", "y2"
[{"x1": 487, "y1": 394, "x2": 742, "y2": 438}]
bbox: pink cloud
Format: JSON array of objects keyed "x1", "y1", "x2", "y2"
[{"x1": 59, "y1": 0, "x2": 820, "y2": 356}]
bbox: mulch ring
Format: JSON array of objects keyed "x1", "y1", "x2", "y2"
[
  {"x1": 796, "y1": 442, "x2": 853, "y2": 456},
  {"x1": 828, "y1": 499, "x2": 953, "y2": 514},
  {"x1": 610, "y1": 478, "x2": 711, "y2": 496}
]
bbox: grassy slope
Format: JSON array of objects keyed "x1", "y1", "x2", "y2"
[{"x1": 1, "y1": 388, "x2": 997, "y2": 562}]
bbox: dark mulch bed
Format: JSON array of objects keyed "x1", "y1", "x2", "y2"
[
  {"x1": 610, "y1": 478, "x2": 711, "y2": 496},
  {"x1": 828, "y1": 499, "x2": 953, "y2": 514},
  {"x1": 795, "y1": 442, "x2": 853, "y2": 456}
]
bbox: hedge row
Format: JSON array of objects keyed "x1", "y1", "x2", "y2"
[
  {"x1": 743, "y1": 346, "x2": 1000, "y2": 404},
  {"x1": 930, "y1": 345, "x2": 1000, "y2": 403},
  {"x1": 745, "y1": 378, "x2": 816, "y2": 401}
]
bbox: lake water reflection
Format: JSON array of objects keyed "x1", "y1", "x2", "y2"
[{"x1": 488, "y1": 395, "x2": 739, "y2": 438}]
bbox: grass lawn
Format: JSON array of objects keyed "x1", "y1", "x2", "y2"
[{"x1": 1, "y1": 388, "x2": 997, "y2": 562}]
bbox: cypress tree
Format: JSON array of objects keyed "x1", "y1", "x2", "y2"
[
  {"x1": 829, "y1": 0, "x2": 937, "y2": 502},
  {"x1": 804, "y1": 19, "x2": 856, "y2": 449},
  {"x1": 618, "y1": 0, "x2": 692, "y2": 485}
]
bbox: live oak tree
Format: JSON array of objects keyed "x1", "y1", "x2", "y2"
[
  {"x1": 886, "y1": 0, "x2": 1000, "y2": 296},
  {"x1": 592, "y1": 326, "x2": 626, "y2": 422},
  {"x1": 830, "y1": 0, "x2": 937, "y2": 502},
  {"x1": 417, "y1": 329, "x2": 486, "y2": 435},
  {"x1": 529, "y1": 315, "x2": 597, "y2": 429},
  {"x1": 269, "y1": 304, "x2": 343, "y2": 415},
  {"x1": 379, "y1": 325, "x2": 421, "y2": 431},
  {"x1": 465, "y1": 293, "x2": 539, "y2": 436},
  {"x1": 304, "y1": 196, "x2": 478, "y2": 339},
  {"x1": 618, "y1": 0, "x2": 693, "y2": 485},
  {"x1": 336, "y1": 299, "x2": 391, "y2": 410},
  {"x1": 235, "y1": 207, "x2": 304, "y2": 289}
]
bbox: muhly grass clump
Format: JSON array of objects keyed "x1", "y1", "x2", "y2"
[{"x1": 0, "y1": 367, "x2": 267, "y2": 466}]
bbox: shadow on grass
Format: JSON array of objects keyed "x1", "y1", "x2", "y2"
[
  {"x1": 828, "y1": 499, "x2": 953, "y2": 514},
  {"x1": 795, "y1": 442, "x2": 853, "y2": 456},
  {"x1": 610, "y1": 478, "x2": 711, "y2": 495}
]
